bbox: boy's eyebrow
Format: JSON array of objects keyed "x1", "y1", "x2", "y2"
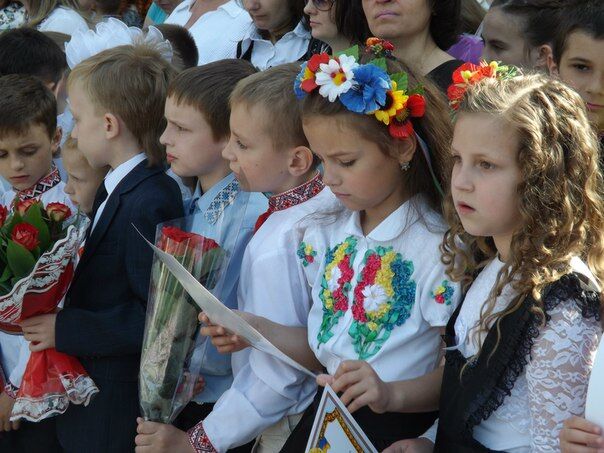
[
  {"x1": 567, "y1": 56, "x2": 592, "y2": 64},
  {"x1": 324, "y1": 150, "x2": 356, "y2": 158}
]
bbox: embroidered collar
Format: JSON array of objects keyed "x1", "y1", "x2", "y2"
[
  {"x1": 204, "y1": 178, "x2": 240, "y2": 225},
  {"x1": 267, "y1": 172, "x2": 324, "y2": 213},
  {"x1": 12, "y1": 166, "x2": 61, "y2": 205}
]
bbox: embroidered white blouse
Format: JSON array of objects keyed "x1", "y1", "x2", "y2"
[
  {"x1": 200, "y1": 186, "x2": 335, "y2": 452},
  {"x1": 299, "y1": 196, "x2": 460, "y2": 383},
  {"x1": 165, "y1": 0, "x2": 251, "y2": 65},
  {"x1": 424, "y1": 257, "x2": 602, "y2": 452},
  {"x1": 0, "y1": 181, "x2": 76, "y2": 389}
]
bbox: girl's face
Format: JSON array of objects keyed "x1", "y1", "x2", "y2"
[
  {"x1": 303, "y1": 115, "x2": 409, "y2": 219},
  {"x1": 361, "y1": 0, "x2": 431, "y2": 42},
  {"x1": 304, "y1": 0, "x2": 338, "y2": 42},
  {"x1": 554, "y1": 31, "x2": 604, "y2": 133},
  {"x1": 451, "y1": 113, "x2": 522, "y2": 258},
  {"x1": 242, "y1": 0, "x2": 292, "y2": 32},
  {"x1": 481, "y1": 7, "x2": 537, "y2": 68},
  {"x1": 63, "y1": 146, "x2": 107, "y2": 215}
]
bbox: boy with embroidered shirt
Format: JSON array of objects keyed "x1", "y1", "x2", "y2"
[
  {"x1": 20, "y1": 44, "x2": 184, "y2": 453},
  {"x1": 136, "y1": 63, "x2": 333, "y2": 453},
  {"x1": 158, "y1": 59, "x2": 268, "y2": 436},
  {"x1": 0, "y1": 74, "x2": 70, "y2": 453}
]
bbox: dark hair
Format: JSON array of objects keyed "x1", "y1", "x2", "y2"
[
  {"x1": 460, "y1": 0, "x2": 486, "y2": 34},
  {"x1": 490, "y1": 0, "x2": 566, "y2": 49},
  {"x1": 301, "y1": 57, "x2": 452, "y2": 213},
  {"x1": 0, "y1": 28, "x2": 67, "y2": 86},
  {"x1": 429, "y1": 0, "x2": 462, "y2": 50},
  {"x1": 95, "y1": 0, "x2": 121, "y2": 14},
  {"x1": 0, "y1": 74, "x2": 57, "y2": 138},
  {"x1": 334, "y1": 0, "x2": 371, "y2": 45},
  {"x1": 154, "y1": 24, "x2": 199, "y2": 70},
  {"x1": 552, "y1": 0, "x2": 604, "y2": 64},
  {"x1": 168, "y1": 59, "x2": 257, "y2": 141}
]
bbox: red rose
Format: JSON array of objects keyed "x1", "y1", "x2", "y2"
[
  {"x1": 46, "y1": 203, "x2": 72, "y2": 222},
  {"x1": 0, "y1": 205, "x2": 8, "y2": 227},
  {"x1": 15, "y1": 198, "x2": 37, "y2": 217},
  {"x1": 160, "y1": 227, "x2": 220, "y2": 253},
  {"x1": 11, "y1": 223, "x2": 40, "y2": 251}
]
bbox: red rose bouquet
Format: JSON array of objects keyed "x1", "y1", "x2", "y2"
[
  {"x1": 140, "y1": 219, "x2": 224, "y2": 423},
  {"x1": 0, "y1": 200, "x2": 97, "y2": 422}
]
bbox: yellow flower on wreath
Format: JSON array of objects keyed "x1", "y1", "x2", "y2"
[{"x1": 373, "y1": 81, "x2": 408, "y2": 126}]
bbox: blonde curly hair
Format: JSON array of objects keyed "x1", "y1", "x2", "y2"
[{"x1": 441, "y1": 73, "x2": 604, "y2": 358}]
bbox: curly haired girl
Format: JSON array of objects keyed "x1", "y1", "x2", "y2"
[{"x1": 393, "y1": 73, "x2": 604, "y2": 452}]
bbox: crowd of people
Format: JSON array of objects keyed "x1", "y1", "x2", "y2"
[{"x1": 0, "y1": 0, "x2": 603, "y2": 452}]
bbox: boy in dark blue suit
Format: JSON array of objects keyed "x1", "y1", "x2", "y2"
[{"x1": 21, "y1": 44, "x2": 184, "y2": 452}]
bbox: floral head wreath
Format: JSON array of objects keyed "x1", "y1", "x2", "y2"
[
  {"x1": 294, "y1": 38, "x2": 426, "y2": 141},
  {"x1": 447, "y1": 61, "x2": 518, "y2": 111}
]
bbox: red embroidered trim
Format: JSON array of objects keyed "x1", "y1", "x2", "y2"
[
  {"x1": 4, "y1": 382, "x2": 18, "y2": 399},
  {"x1": 187, "y1": 422, "x2": 218, "y2": 453},
  {"x1": 11, "y1": 166, "x2": 61, "y2": 207},
  {"x1": 268, "y1": 172, "x2": 324, "y2": 213}
]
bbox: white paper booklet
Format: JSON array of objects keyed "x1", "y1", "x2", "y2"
[
  {"x1": 586, "y1": 336, "x2": 604, "y2": 430},
  {"x1": 305, "y1": 385, "x2": 377, "y2": 453},
  {"x1": 144, "y1": 236, "x2": 317, "y2": 379}
]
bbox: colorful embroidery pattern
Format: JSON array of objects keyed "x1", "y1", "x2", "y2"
[
  {"x1": 297, "y1": 242, "x2": 317, "y2": 267},
  {"x1": 317, "y1": 237, "x2": 358, "y2": 344},
  {"x1": 349, "y1": 247, "x2": 416, "y2": 360},
  {"x1": 432, "y1": 280, "x2": 454, "y2": 305}
]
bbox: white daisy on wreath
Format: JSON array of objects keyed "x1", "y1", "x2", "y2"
[{"x1": 315, "y1": 54, "x2": 359, "y2": 102}]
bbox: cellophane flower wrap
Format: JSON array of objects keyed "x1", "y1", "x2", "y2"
[
  {"x1": 140, "y1": 217, "x2": 227, "y2": 423},
  {"x1": 0, "y1": 200, "x2": 97, "y2": 422}
]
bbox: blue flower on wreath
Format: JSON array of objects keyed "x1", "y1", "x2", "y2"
[
  {"x1": 340, "y1": 64, "x2": 391, "y2": 114},
  {"x1": 294, "y1": 62, "x2": 307, "y2": 99}
]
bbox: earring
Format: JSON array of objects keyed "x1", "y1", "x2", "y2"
[{"x1": 400, "y1": 161, "x2": 410, "y2": 171}]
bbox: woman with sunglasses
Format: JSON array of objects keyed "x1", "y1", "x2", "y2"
[
  {"x1": 361, "y1": 0, "x2": 463, "y2": 93},
  {"x1": 303, "y1": 0, "x2": 370, "y2": 54}
]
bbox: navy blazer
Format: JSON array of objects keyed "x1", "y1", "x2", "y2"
[{"x1": 55, "y1": 161, "x2": 184, "y2": 382}]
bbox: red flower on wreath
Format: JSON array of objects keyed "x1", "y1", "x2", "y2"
[
  {"x1": 0, "y1": 205, "x2": 8, "y2": 227},
  {"x1": 300, "y1": 53, "x2": 330, "y2": 94},
  {"x1": 11, "y1": 223, "x2": 40, "y2": 251},
  {"x1": 388, "y1": 93, "x2": 426, "y2": 139},
  {"x1": 46, "y1": 203, "x2": 72, "y2": 222},
  {"x1": 15, "y1": 198, "x2": 37, "y2": 216}
]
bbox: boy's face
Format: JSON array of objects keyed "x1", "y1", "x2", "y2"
[
  {"x1": 222, "y1": 103, "x2": 293, "y2": 193},
  {"x1": 63, "y1": 146, "x2": 107, "y2": 215},
  {"x1": 68, "y1": 83, "x2": 110, "y2": 168},
  {"x1": 556, "y1": 31, "x2": 604, "y2": 132},
  {"x1": 160, "y1": 96, "x2": 229, "y2": 180},
  {"x1": 0, "y1": 124, "x2": 57, "y2": 191}
]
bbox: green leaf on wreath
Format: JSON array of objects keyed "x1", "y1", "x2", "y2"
[
  {"x1": 7, "y1": 241, "x2": 36, "y2": 279},
  {"x1": 372, "y1": 57, "x2": 387, "y2": 72},
  {"x1": 390, "y1": 72, "x2": 408, "y2": 92},
  {"x1": 336, "y1": 45, "x2": 359, "y2": 60}
]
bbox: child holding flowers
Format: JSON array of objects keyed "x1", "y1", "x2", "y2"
[
  {"x1": 392, "y1": 72, "x2": 603, "y2": 452},
  {"x1": 0, "y1": 74, "x2": 73, "y2": 452}
]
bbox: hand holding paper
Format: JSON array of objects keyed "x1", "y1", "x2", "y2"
[{"x1": 199, "y1": 311, "x2": 252, "y2": 354}]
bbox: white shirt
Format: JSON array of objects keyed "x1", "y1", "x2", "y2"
[
  {"x1": 165, "y1": 0, "x2": 251, "y2": 66},
  {"x1": 238, "y1": 20, "x2": 310, "y2": 70},
  {"x1": 301, "y1": 196, "x2": 460, "y2": 382},
  {"x1": 0, "y1": 182, "x2": 76, "y2": 388},
  {"x1": 202, "y1": 187, "x2": 335, "y2": 452},
  {"x1": 91, "y1": 153, "x2": 146, "y2": 231},
  {"x1": 422, "y1": 256, "x2": 602, "y2": 451},
  {"x1": 37, "y1": 6, "x2": 89, "y2": 36}
]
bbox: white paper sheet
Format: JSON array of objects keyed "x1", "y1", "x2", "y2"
[
  {"x1": 586, "y1": 336, "x2": 604, "y2": 430},
  {"x1": 305, "y1": 385, "x2": 377, "y2": 453},
  {"x1": 142, "y1": 234, "x2": 317, "y2": 379}
]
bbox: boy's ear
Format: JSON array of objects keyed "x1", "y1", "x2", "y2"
[
  {"x1": 546, "y1": 51, "x2": 559, "y2": 78},
  {"x1": 288, "y1": 145, "x2": 315, "y2": 177},
  {"x1": 51, "y1": 127, "x2": 62, "y2": 157},
  {"x1": 103, "y1": 113, "x2": 120, "y2": 140},
  {"x1": 536, "y1": 44, "x2": 553, "y2": 70},
  {"x1": 396, "y1": 135, "x2": 417, "y2": 168}
]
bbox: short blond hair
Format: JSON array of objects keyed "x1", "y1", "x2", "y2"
[
  {"x1": 68, "y1": 44, "x2": 176, "y2": 167},
  {"x1": 230, "y1": 63, "x2": 308, "y2": 151}
]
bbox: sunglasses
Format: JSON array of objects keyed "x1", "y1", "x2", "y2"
[{"x1": 305, "y1": 0, "x2": 334, "y2": 12}]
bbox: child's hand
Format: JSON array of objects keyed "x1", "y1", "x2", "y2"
[
  {"x1": 0, "y1": 392, "x2": 20, "y2": 432},
  {"x1": 317, "y1": 360, "x2": 392, "y2": 414},
  {"x1": 382, "y1": 438, "x2": 434, "y2": 453},
  {"x1": 20, "y1": 313, "x2": 57, "y2": 351},
  {"x1": 198, "y1": 311, "x2": 251, "y2": 354},
  {"x1": 135, "y1": 418, "x2": 194, "y2": 453},
  {"x1": 560, "y1": 416, "x2": 604, "y2": 452}
]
